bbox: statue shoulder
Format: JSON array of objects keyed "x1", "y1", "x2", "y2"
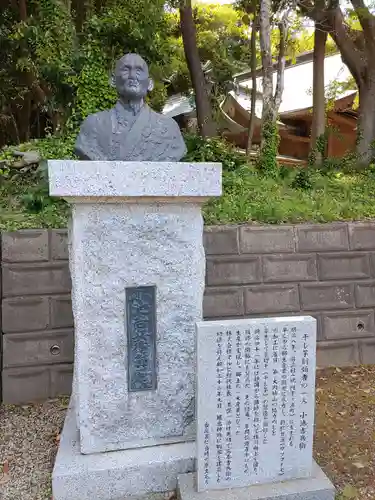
[
  {"x1": 149, "y1": 109, "x2": 182, "y2": 135},
  {"x1": 148, "y1": 108, "x2": 187, "y2": 161},
  {"x1": 75, "y1": 108, "x2": 113, "y2": 160},
  {"x1": 79, "y1": 109, "x2": 112, "y2": 135}
]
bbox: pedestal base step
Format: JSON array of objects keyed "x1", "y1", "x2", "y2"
[
  {"x1": 177, "y1": 464, "x2": 335, "y2": 500},
  {"x1": 53, "y1": 404, "x2": 196, "y2": 500}
]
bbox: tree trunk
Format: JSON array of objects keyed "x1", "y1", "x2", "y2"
[
  {"x1": 259, "y1": 0, "x2": 287, "y2": 146},
  {"x1": 259, "y1": 0, "x2": 273, "y2": 154},
  {"x1": 17, "y1": 0, "x2": 32, "y2": 142},
  {"x1": 94, "y1": 0, "x2": 104, "y2": 13},
  {"x1": 357, "y1": 75, "x2": 375, "y2": 163},
  {"x1": 274, "y1": 19, "x2": 286, "y2": 111},
  {"x1": 19, "y1": 0, "x2": 27, "y2": 20},
  {"x1": 258, "y1": 0, "x2": 277, "y2": 175},
  {"x1": 258, "y1": 0, "x2": 289, "y2": 175},
  {"x1": 10, "y1": 112, "x2": 20, "y2": 145},
  {"x1": 246, "y1": 16, "x2": 258, "y2": 156},
  {"x1": 310, "y1": 23, "x2": 327, "y2": 161},
  {"x1": 179, "y1": 0, "x2": 216, "y2": 138},
  {"x1": 72, "y1": 0, "x2": 91, "y2": 33},
  {"x1": 18, "y1": 96, "x2": 31, "y2": 142}
]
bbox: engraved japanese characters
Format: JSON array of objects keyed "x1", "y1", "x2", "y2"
[
  {"x1": 126, "y1": 286, "x2": 157, "y2": 392},
  {"x1": 196, "y1": 317, "x2": 316, "y2": 492}
]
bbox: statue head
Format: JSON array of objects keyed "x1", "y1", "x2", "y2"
[{"x1": 114, "y1": 53, "x2": 154, "y2": 101}]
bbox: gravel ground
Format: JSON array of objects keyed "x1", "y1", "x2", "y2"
[
  {"x1": 1, "y1": 366, "x2": 374, "y2": 500},
  {"x1": 0, "y1": 397, "x2": 68, "y2": 500}
]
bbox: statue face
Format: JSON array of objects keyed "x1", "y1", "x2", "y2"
[{"x1": 115, "y1": 54, "x2": 150, "y2": 100}]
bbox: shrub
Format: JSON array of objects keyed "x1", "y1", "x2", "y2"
[
  {"x1": 291, "y1": 168, "x2": 313, "y2": 191},
  {"x1": 183, "y1": 134, "x2": 249, "y2": 171}
]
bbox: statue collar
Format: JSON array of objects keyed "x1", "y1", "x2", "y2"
[{"x1": 115, "y1": 100, "x2": 146, "y2": 121}]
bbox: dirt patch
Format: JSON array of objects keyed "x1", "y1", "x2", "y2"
[
  {"x1": 315, "y1": 365, "x2": 375, "y2": 500},
  {"x1": 0, "y1": 366, "x2": 374, "y2": 499}
]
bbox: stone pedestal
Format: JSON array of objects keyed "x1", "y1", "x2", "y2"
[
  {"x1": 54, "y1": 400, "x2": 196, "y2": 500},
  {"x1": 48, "y1": 160, "x2": 222, "y2": 500}
]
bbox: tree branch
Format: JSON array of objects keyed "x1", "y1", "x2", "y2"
[
  {"x1": 350, "y1": 0, "x2": 375, "y2": 38},
  {"x1": 299, "y1": 0, "x2": 365, "y2": 86},
  {"x1": 298, "y1": 0, "x2": 325, "y2": 23},
  {"x1": 327, "y1": 6, "x2": 365, "y2": 86}
]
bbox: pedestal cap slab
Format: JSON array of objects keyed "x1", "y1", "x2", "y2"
[{"x1": 48, "y1": 161, "x2": 222, "y2": 201}]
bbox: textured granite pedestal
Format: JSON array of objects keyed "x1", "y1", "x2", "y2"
[
  {"x1": 48, "y1": 161, "x2": 222, "y2": 500},
  {"x1": 54, "y1": 401, "x2": 196, "y2": 500}
]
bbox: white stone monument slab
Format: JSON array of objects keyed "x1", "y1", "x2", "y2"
[
  {"x1": 195, "y1": 317, "x2": 317, "y2": 492},
  {"x1": 48, "y1": 160, "x2": 221, "y2": 463}
]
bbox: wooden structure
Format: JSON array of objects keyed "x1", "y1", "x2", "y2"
[{"x1": 219, "y1": 52, "x2": 357, "y2": 160}]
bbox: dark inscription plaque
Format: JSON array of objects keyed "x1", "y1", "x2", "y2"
[{"x1": 126, "y1": 286, "x2": 157, "y2": 392}]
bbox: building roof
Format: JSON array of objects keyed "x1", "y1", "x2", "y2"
[
  {"x1": 227, "y1": 91, "x2": 263, "y2": 120},
  {"x1": 162, "y1": 93, "x2": 195, "y2": 118},
  {"x1": 163, "y1": 52, "x2": 357, "y2": 120},
  {"x1": 236, "y1": 53, "x2": 356, "y2": 115}
]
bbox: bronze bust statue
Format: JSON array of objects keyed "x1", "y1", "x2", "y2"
[{"x1": 75, "y1": 53, "x2": 187, "y2": 162}]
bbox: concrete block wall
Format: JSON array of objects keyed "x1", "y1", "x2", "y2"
[
  {"x1": 1, "y1": 230, "x2": 73, "y2": 403},
  {"x1": 203, "y1": 223, "x2": 375, "y2": 369},
  {"x1": 2, "y1": 222, "x2": 375, "y2": 403}
]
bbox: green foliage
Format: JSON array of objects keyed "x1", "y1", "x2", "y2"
[
  {"x1": 2, "y1": 135, "x2": 375, "y2": 230},
  {"x1": 28, "y1": 135, "x2": 76, "y2": 160},
  {"x1": 278, "y1": 164, "x2": 292, "y2": 179},
  {"x1": 79, "y1": 0, "x2": 171, "y2": 111},
  {"x1": 0, "y1": 0, "x2": 172, "y2": 146},
  {"x1": 183, "y1": 133, "x2": 248, "y2": 171},
  {"x1": 0, "y1": 133, "x2": 75, "y2": 228},
  {"x1": 1, "y1": 0, "x2": 352, "y2": 150},
  {"x1": 309, "y1": 148, "x2": 366, "y2": 176},
  {"x1": 18, "y1": 158, "x2": 63, "y2": 214},
  {"x1": 65, "y1": 0, "x2": 173, "y2": 126},
  {"x1": 204, "y1": 161, "x2": 375, "y2": 225},
  {"x1": 308, "y1": 132, "x2": 327, "y2": 167},
  {"x1": 0, "y1": 0, "x2": 76, "y2": 143},
  {"x1": 67, "y1": 48, "x2": 117, "y2": 125},
  {"x1": 325, "y1": 77, "x2": 358, "y2": 111},
  {"x1": 257, "y1": 119, "x2": 279, "y2": 178},
  {"x1": 0, "y1": 163, "x2": 69, "y2": 231},
  {"x1": 21, "y1": 182, "x2": 51, "y2": 213},
  {"x1": 0, "y1": 134, "x2": 76, "y2": 164},
  {"x1": 195, "y1": 4, "x2": 250, "y2": 85},
  {"x1": 167, "y1": 4, "x2": 251, "y2": 94},
  {"x1": 290, "y1": 168, "x2": 313, "y2": 191}
]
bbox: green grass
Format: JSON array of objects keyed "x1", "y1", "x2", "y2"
[
  {"x1": 0, "y1": 174, "x2": 69, "y2": 231},
  {"x1": 1, "y1": 164, "x2": 375, "y2": 230},
  {"x1": 203, "y1": 165, "x2": 375, "y2": 225}
]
